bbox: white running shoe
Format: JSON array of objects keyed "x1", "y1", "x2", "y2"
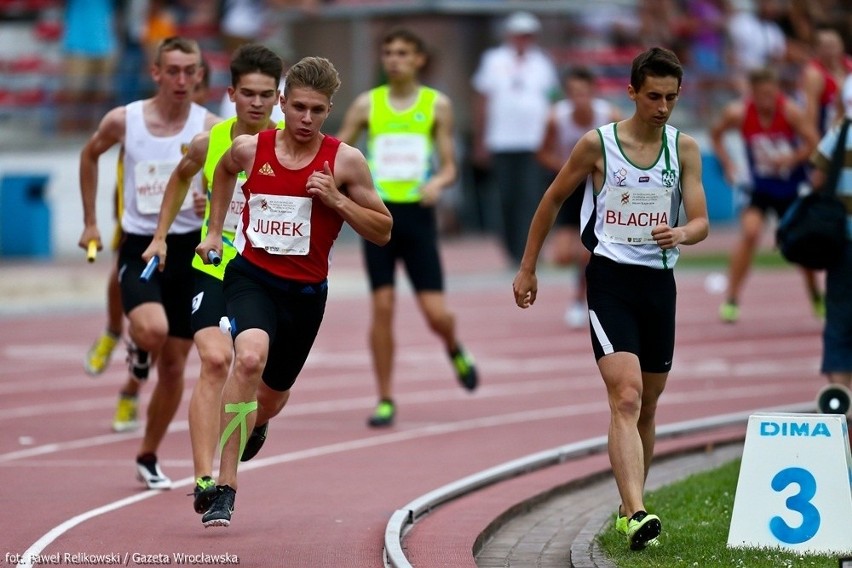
[
  {"x1": 135, "y1": 457, "x2": 172, "y2": 490},
  {"x1": 564, "y1": 302, "x2": 587, "y2": 329}
]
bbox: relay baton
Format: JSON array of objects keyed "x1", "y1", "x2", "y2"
[
  {"x1": 208, "y1": 250, "x2": 222, "y2": 267},
  {"x1": 86, "y1": 240, "x2": 97, "y2": 263},
  {"x1": 140, "y1": 255, "x2": 159, "y2": 282}
]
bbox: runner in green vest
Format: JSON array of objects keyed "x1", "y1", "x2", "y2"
[
  {"x1": 338, "y1": 28, "x2": 479, "y2": 428},
  {"x1": 140, "y1": 43, "x2": 283, "y2": 515}
]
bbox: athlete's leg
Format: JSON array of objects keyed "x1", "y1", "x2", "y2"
[
  {"x1": 189, "y1": 327, "x2": 233, "y2": 478},
  {"x1": 218, "y1": 328, "x2": 269, "y2": 489},
  {"x1": 369, "y1": 286, "x2": 396, "y2": 402},
  {"x1": 138, "y1": 335, "x2": 192, "y2": 457},
  {"x1": 724, "y1": 206, "x2": 764, "y2": 304}
]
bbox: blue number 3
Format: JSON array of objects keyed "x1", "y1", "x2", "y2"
[{"x1": 769, "y1": 466, "x2": 821, "y2": 544}]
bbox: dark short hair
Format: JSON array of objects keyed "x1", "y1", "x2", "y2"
[
  {"x1": 230, "y1": 43, "x2": 284, "y2": 88},
  {"x1": 562, "y1": 66, "x2": 596, "y2": 84},
  {"x1": 381, "y1": 28, "x2": 426, "y2": 54},
  {"x1": 630, "y1": 47, "x2": 683, "y2": 91}
]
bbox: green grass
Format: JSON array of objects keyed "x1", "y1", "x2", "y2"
[
  {"x1": 597, "y1": 458, "x2": 843, "y2": 567},
  {"x1": 678, "y1": 249, "x2": 789, "y2": 270}
]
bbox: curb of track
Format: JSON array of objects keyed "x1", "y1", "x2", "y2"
[{"x1": 382, "y1": 401, "x2": 816, "y2": 568}]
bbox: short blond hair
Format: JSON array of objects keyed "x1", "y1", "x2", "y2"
[{"x1": 283, "y1": 57, "x2": 341, "y2": 100}]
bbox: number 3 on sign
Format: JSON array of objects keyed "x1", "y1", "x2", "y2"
[{"x1": 769, "y1": 467, "x2": 820, "y2": 544}]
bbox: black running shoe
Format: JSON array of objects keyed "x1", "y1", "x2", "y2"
[
  {"x1": 240, "y1": 422, "x2": 268, "y2": 462},
  {"x1": 202, "y1": 485, "x2": 236, "y2": 528},
  {"x1": 626, "y1": 510, "x2": 661, "y2": 550},
  {"x1": 190, "y1": 476, "x2": 219, "y2": 514},
  {"x1": 450, "y1": 345, "x2": 478, "y2": 391}
]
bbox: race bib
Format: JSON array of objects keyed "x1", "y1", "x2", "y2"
[
  {"x1": 223, "y1": 178, "x2": 247, "y2": 234},
  {"x1": 373, "y1": 133, "x2": 428, "y2": 181},
  {"x1": 245, "y1": 193, "x2": 312, "y2": 255},
  {"x1": 602, "y1": 186, "x2": 671, "y2": 245},
  {"x1": 134, "y1": 160, "x2": 193, "y2": 215}
]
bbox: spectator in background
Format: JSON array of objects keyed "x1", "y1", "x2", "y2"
[
  {"x1": 680, "y1": 0, "x2": 732, "y2": 115},
  {"x1": 60, "y1": 0, "x2": 118, "y2": 130},
  {"x1": 536, "y1": 67, "x2": 620, "y2": 329},
  {"x1": 726, "y1": 0, "x2": 787, "y2": 96},
  {"x1": 809, "y1": 77, "x2": 852, "y2": 404},
  {"x1": 711, "y1": 67, "x2": 821, "y2": 324},
  {"x1": 471, "y1": 11, "x2": 559, "y2": 265}
]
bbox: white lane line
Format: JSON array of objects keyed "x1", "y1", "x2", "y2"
[{"x1": 13, "y1": 380, "x2": 813, "y2": 567}]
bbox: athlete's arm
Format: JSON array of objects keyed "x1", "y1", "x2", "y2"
[
  {"x1": 142, "y1": 131, "x2": 210, "y2": 270},
  {"x1": 784, "y1": 98, "x2": 820, "y2": 168},
  {"x1": 709, "y1": 101, "x2": 744, "y2": 187},
  {"x1": 79, "y1": 106, "x2": 125, "y2": 252},
  {"x1": 536, "y1": 107, "x2": 563, "y2": 173},
  {"x1": 513, "y1": 130, "x2": 601, "y2": 308},
  {"x1": 800, "y1": 63, "x2": 825, "y2": 135},
  {"x1": 336, "y1": 91, "x2": 370, "y2": 146},
  {"x1": 312, "y1": 143, "x2": 391, "y2": 246},
  {"x1": 652, "y1": 133, "x2": 709, "y2": 249},
  {"x1": 420, "y1": 93, "x2": 457, "y2": 206},
  {"x1": 196, "y1": 133, "x2": 254, "y2": 263}
]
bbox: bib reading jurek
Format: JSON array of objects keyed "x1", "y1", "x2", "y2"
[{"x1": 245, "y1": 194, "x2": 312, "y2": 255}]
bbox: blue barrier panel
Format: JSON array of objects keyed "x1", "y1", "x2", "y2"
[
  {"x1": 0, "y1": 174, "x2": 51, "y2": 258},
  {"x1": 701, "y1": 153, "x2": 735, "y2": 222}
]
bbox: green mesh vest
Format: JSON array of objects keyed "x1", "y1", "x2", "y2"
[{"x1": 367, "y1": 85, "x2": 437, "y2": 203}]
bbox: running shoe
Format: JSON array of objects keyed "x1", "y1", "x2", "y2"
[
  {"x1": 450, "y1": 344, "x2": 478, "y2": 391},
  {"x1": 625, "y1": 510, "x2": 661, "y2": 550},
  {"x1": 135, "y1": 454, "x2": 171, "y2": 490},
  {"x1": 718, "y1": 300, "x2": 739, "y2": 324},
  {"x1": 84, "y1": 331, "x2": 120, "y2": 376},
  {"x1": 367, "y1": 399, "x2": 395, "y2": 428},
  {"x1": 615, "y1": 510, "x2": 659, "y2": 548},
  {"x1": 202, "y1": 485, "x2": 236, "y2": 528},
  {"x1": 126, "y1": 340, "x2": 150, "y2": 381},
  {"x1": 564, "y1": 302, "x2": 587, "y2": 329},
  {"x1": 112, "y1": 393, "x2": 139, "y2": 433},
  {"x1": 240, "y1": 422, "x2": 268, "y2": 462},
  {"x1": 812, "y1": 294, "x2": 826, "y2": 320},
  {"x1": 190, "y1": 476, "x2": 219, "y2": 514}
]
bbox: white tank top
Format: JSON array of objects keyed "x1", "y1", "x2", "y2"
[
  {"x1": 552, "y1": 98, "x2": 613, "y2": 162},
  {"x1": 583, "y1": 122, "x2": 683, "y2": 269},
  {"x1": 121, "y1": 100, "x2": 208, "y2": 235}
]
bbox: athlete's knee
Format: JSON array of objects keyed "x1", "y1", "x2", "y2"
[
  {"x1": 233, "y1": 348, "x2": 266, "y2": 380},
  {"x1": 608, "y1": 384, "x2": 642, "y2": 418},
  {"x1": 200, "y1": 348, "x2": 232, "y2": 384}
]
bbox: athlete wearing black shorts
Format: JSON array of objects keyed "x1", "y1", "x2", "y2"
[
  {"x1": 363, "y1": 202, "x2": 443, "y2": 292},
  {"x1": 119, "y1": 231, "x2": 199, "y2": 340}
]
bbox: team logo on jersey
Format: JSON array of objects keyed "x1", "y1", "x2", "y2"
[
  {"x1": 638, "y1": 176, "x2": 650, "y2": 183},
  {"x1": 661, "y1": 169, "x2": 676, "y2": 188},
  {"x1": 181, "y1": 143, "x2": 190, "y2": 155},
  {"x1": 613, "y1": 168, "x2": 627, "y2": 187},
  {"x1": 258, "y1": 162, "x2": 275, "y2": 176}
]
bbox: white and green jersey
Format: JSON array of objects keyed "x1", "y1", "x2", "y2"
[{"x1": 583, "y1": 122, "x2": 683, "y2": 269}]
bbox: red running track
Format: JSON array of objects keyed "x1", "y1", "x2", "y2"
[{"x1": 0, "y1": 236, "x2": 824, "y2": 567}]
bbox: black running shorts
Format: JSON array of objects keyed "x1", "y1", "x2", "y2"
[
  {"x1": 585, "y1": 254, "x2": 676, "y2": 373},
  {"x1": 118, "y1": 231, "x2": 199, "y2": 340},
  {"x1": 362, "y1": 202, "x2": 443, "y2": 292},
  {"x1": 223, "y1": 256, "x2": 327, "y2": 392}
]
